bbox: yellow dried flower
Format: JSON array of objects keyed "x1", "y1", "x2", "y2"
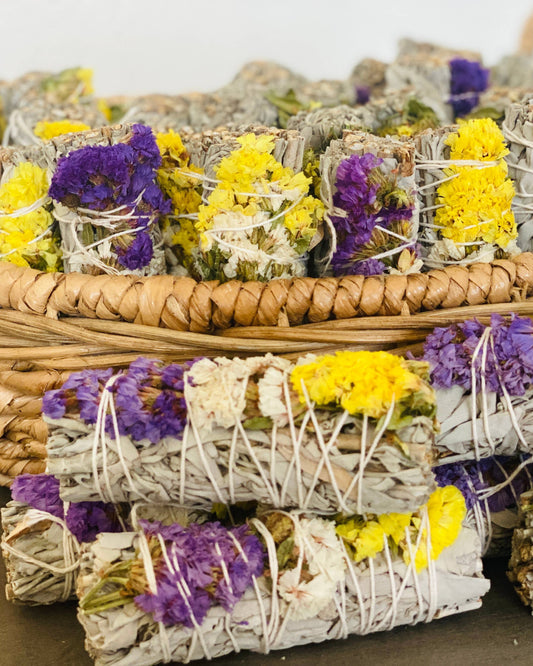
[
  {"x1": 34, "y1": 120, "x2": 90, "y2": 141},
  {"x1": 290, "y1": 350, "x2": 425, "y2": 419},
  {"x1": 435, "y1": 118, "x2": 517, "y2": 249},
  {"x1": 0, "y1": 163, "x2": 60, "y2": 271}
]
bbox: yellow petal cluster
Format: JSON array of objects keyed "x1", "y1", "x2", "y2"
[
  {"x1": 290, "y1": 350, "x2": 423, "y2": 419},
  {"x1": 156, "y1": 130, "x2": 203, "y2": 264},
  {"x1": 336, "y1": 486, "x2": 466, "y2": 571},
  {"x1": 196, "y1": 133, "x2": 323, "y2": 242},
  {"x1": 0, "y1": 162, "x2": 60, "y2": 271},
  {"x1": 435, "y1": 118, "x2": 517, "y2": 248},
  {"x1": 34, "y1": 120, "x2": 90, "y2": 141}
]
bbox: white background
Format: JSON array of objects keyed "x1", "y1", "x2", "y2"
[{"x1": 1, "y1": 0, "x2": 532, "y2": 96}]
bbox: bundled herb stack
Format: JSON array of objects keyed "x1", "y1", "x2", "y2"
[
  {"x1": 1, "y1": 67, "x2": 99, "y2": 146},
  {"x1": 18, "y1": 347, "x2": 486, "y2": 663},
  {"x1": 317, "y1": 129, "x2": 420, "y2": 276},
  {"x1": 423, "y1": 313, "x2": 533, "y2": 555},
  {"x1": 416, "y1": 118, "x2": 519, "y2": 268},
  {"x1": 76, "y1": 500, "x2": 488, "y2": 665}
]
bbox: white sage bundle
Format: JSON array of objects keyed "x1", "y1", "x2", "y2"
[
  {"x1": 1, "y1": 500, "x2": 80, "y2": 604},
  {"x1": 0, "y1": 124, "x2": 168, "y2": 276},
  {"x1": 315, "y1": 129, "x2": 420, "y2": 277},
  {"x1": 175, "y1": 125, "x2": 325, "y2": 282},
  {"x1": 2, "y1": 99, "x2": 108, "y2": 147},
  {"x1": 45, "y1": 353, "x2": 437, "y2": 515},
  {"x1": 76, "y1": 509, "x2": 488, "y2": 666},
  {"x1": 415, "y1": 120, "x2": 520, "y2": 268}
]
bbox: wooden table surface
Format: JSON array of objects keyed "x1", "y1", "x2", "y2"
[{"x1": 1, "y1": 485, "x2": 533, "y2": 666}]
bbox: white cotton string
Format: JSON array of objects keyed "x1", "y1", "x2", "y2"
[
  {"x1": 0, "y1": 222, "x2": 56, "y2": 259},
  {"x1": 302, "y1": 409, "x2": 349, "y2": 510},
  {"x1": 0, "y1": 193, "x2": 50, "y2": 219},
  {"x1": 92, "y1": 377, "x2": 115, "y2": 503},
  {"x1": 493, "y1": 458, "x2": 520, "y2": 505},
  {"x1": 422, "y1": 510, "x2": 438, "y2": 623},
  {"x1": 343, "y1": 400, "x2": 396, "y2": 514},
  {"x1": 363, "y1": 557, "x2": 378, "y2": 635},
  {"x1": 137, "y1": 530, "x2": 172, "y2": 663},
  {"x1": 373, "y1": 534, "x2": 399, "y2": 633},
  {"x1": 374, "y1": 224, "x2": 412, "y2": 244},
  {"x1": 298, "y1": 381, "x2": 348, "y2": 512},
  {"x1": 417, "y1": 172, "x2": 460, "y2": 192},
  {"x1": 269, "y1": 422, "x2": 281, "y2": 506},
  {"x1": 175, "y1": 167, "x2": 295, "y2": 201},
  {"x1": 280, "y1": 375, "x2": 306, "y2": 508},
  {"x1": 415, "y1": 159, "x2": 500, "y2": 170},
  {"x1": 522, "y1": 454, "x2": 533, "y2": 485},
  {"x1": 489, "y1": 334, "x2": 529, "y2": 451},
  {"x1": 418, "y1": 220, "x2": 481, "y2": 231},
  {"x1": 249, "y1": 518, "x2": 280, "y2": 643},
  {"x1": 470, "y1": 328, "x2": 492, "y2": 461},
  {"x1": 479, "y1": 329, "x2": 497, "y2": 456},
  {"x1": 2, "y1": 110, "x2": 40, "y2": 147},
  {"x1": 92, "y1": 374, "x2": 153, "y2": 503},
  {"x1": 179, "y1": 420, "x2": 189, "y2": 505},
  {"x1": 107, "y1": 386, "x2": 152, "y2": 504},
  {"x1": 466, "y1": 470, "x2": 491, "y2": 555},
  {"x1": 227, "y1": 531, "x2": 271, "y2": 654},
  {"x1": 342, "y1": 550, "x2": 367, "y2": 633},
  {"x1": 187, "y1": 412, "x2": 228, "y2": 505},
  {"x1": 478, "y1": 454, "x2": 533, "y2": 501}
]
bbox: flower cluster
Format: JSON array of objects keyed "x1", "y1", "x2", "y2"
[
  {"x1": 336, "y1": 485, "x2": 466, "y2": 571},
  {"x1": 0, "y1": 162, "x2": 61, "y2": 271},
  {"x1": 156, "y1": 130, "x2": 203, "y2": 272},
  {"x1": 448, "y1": 58, "x2": 490, "y2": 118},
  {"x1": 194, "y1": 133, "x2": 324, "y2": 281},
  {"x1": 34, "y1": 120, "x2": 90, "y2": 141},
  {"x1": 434, "y1": 118, "x2": 517, "y2": 252},
  {"x1": 80, "y1": 519, "x2": 265, "y2": 625},
  {"x1": 49, "y1": 124, "x2": 170, "y2": 270},
  {"x1": 264, "y1": 513, "x2": 347, "y2": 621},
  {"x1": 423, "y1": 314, "x2": 533, "y2": 396},
  {"x1": 11, "y1": 473, "x2": 123, "y2": 543},
  {"x1": 330, "y1": 152, "x2": 416, "y2": 276},
  {"x1": 290, "y1": 350, "x2": 436, "y2": 427},
  {"x1": 42, "y1": 358, "x2": 191, "y2": 444},
  {"x1": 135, "y1": 520, "x2": 265, "y2": 626}
]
